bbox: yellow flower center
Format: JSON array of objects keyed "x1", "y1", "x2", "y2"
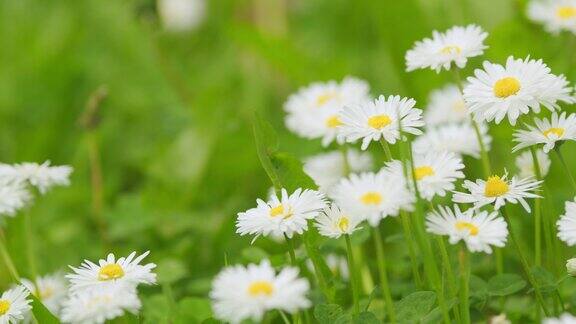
[
  {"x1": 269, "y1": 204, "x2": 293, "y2": 219},
  {"x1": 440, "y1": 45, "x2": 462, "y2": 55},
  {"x1": 248, "y1": 281, "x2": 274, "y2": 296},
  {"x1": 98, "y1": 264, "x2": 125, "y2": 281},
  {"x1": 557, "y1": 6, "x2": 576, "y2": 19},
  {"x1": 543, "y1": 127, "x2": 565, "y2": 138},
  {"x1": 361, "y1": 192, "x2": 382, "y2": 205},
  {"x1": 337, "y1": 217, "x2": 349, "y2": 232},
  {"x1": 39, "y1": 287, "x2": 54, "y2": 299},
  {"x1": 326, "y1": 115, "x2": 343, "y2": 128},
  {"x1": 367, "y1": 114, "x2": 392, "y2": 130},
  {"x1": 316, "y1": 92, "x2": 337, "y2": 106},
  {"x1": 0, "y1": 300, "x2": 10, "y2": 316},
  {"x1": 453, "y1": 99, "x2": 466, "y2": 112},
  {"x1": 493, "y1": 77, "x2": 521, "y2": 98},
  {"x1": 484, "y1": 176, "x2": 510, "y2": 197},
  {"x1": 414, "y1": 166, "x2": 435, "y2": 180},
  {"x1": 455, "y1": 221, "x2": 479, "y2": 236}
]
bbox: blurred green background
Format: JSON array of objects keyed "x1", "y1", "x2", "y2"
[{"x1": 0, "y1": 0, "x2": 575, "y2": 321}]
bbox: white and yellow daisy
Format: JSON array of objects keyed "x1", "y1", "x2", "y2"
[
  {"x1": 515, "y1": 149, "x2": 551, "y2": 178},
  {"x1": 528, "y1": 0, "x2": 576, "y2": 35},
  {"x1": 424, "y1": 84, "x2": 469, "y2": 126},
  {"x1": 513, "y1": 112, "x2": 576, "y2": 153},
  {"x1": 303, "y1": 149, "x2": 373, "y2": 193},
  {"x1": 157, "y1": 0, "x2": 206, "y2": 32},
  {"x1": 405, "y1": 24, "x2": 488, "y2": 73},
  {"x1": 0, "y1": 179, "x2": 31, "y2": 217},
  {"x1": 284, "y1": 77, "x2": 371, "y2": 146},
  {"x1": 557, "y1": 197, "x2": 576, "y2": 245},
  {"x1": 236, "y1": 188, "x2": 327, "y2": 240},
  {"x1": 314, "y1": 204, "x2": 363, "y2": 238},
  {"x1": 408, "y1": 151, "x2": 466, "y2": 201},
  {"x1": 338, "y1": 95, "x2": 424, "y2": 150},
  {"x1": 453, "y1": 173, "x2": 542, "y2": 212},
  {"x1": 413, "y1": 122, "x2": 492, "y2": 158},
  {"x1": 210, "y1": 260, "x2": 310, "y2": 324},
  {"x1": 66, "y1": 251, "x2": 157, "y2": 293},
  {"x1": 464, "y1": 56, "x2": 574, "y2": 125},
  {"x1": 0, "y1": 161, "x2": 73, "y2": 194},
  {"x1": 0, "y1": 286, "x2": 32, "y2": 324},
  {"x1": 22, "y1": 273, "x2": 68, "y2": 315},
  {"x1": 426, "y1": 205, "x2": 508, "y2": 253},
  {"x1": 543, "y1": 313, "x2": 576, "y2": 324}
]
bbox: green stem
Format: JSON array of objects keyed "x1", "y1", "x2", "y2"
[
  {"x1": 372, "y1": 228, "x2": 396, "y2": 323},
  {"x1": 279, "y1": 311, "x2": 292, "y2": 324},
  {"x1": 400, "y1": 210, "x2": 423, "y2": 288},
  {"x1": 379, "y1": 138, "x2": 393, "y2": 161},
  {"x1": 0, "y1": 231, "x2": 20, "y2": 281},
  {"x1": 458, "y1": 245, "x2": 470, "y2": 324},
  {"x1": 345, "y1": 235, "x2": 360, "y2": 317},
  {"x1": 554, "y1": 146, "x2": 576, "y2": 192},
  {"x1": 23, "y1": 209, "x2": 41, "y2": 295},
  {"x1": 471, "y1": 120, "x2": 492, "y2": 177},
  {"x1": 436, "y1": 237, "x2": 460, "y2": 322},
  {"x1": 530, "y1": 147, "x2": 543, "y2": 267},
  {"x1": 284, "y1": 234, "x2": 297, "y2": 266}
]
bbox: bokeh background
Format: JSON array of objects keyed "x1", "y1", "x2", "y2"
[{"x1": 1, "y1": 0, "x2": 575, "y2": 322}]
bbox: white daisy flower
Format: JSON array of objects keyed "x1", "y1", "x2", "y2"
[
  {"x1": 513, "y1": 112, "x2": 576, "y2": 153},
  {"x1": 284, "y1": 77, "x2": 371, "y2": 146},
  {"x1": 60, "y1": 285, "x2": 141, "y2": 324},
  {"x1": 236, "y1": 188, "x2": 327, "y2": 240},
  {"x1": 543, "y1": 312, "x2": 576, "y2": 324},
  {"x1": 314, "y1": 204, "x2": 363, "y2": 238},
  {"x1": 338, "y1": 95, "x2": 424, "y2": 150},
  {"x1": 424, "y1": 84, "x2": 469, "y2": 126},
  {"x1": 515, "y1": 149, "x2": 551, "y2": 178},
  {"x1": 405, "y1": 24, "x2": 488, "y2": 73},
  {"x1": 566, "y1": 258, "x2": 576, "y2": 276},
  {"x1": 557, "y1": 198, "x2": 576, "y2": 245},
  {"x1": 453, "y1": 173, "x2": 542, "y2": 212},
  {"x1": 303, "y1": 150, "x2": 373, "y2": 193},
  {"x1": 426, "y1": 205, "x2": 508, "y2": 254},
  {"x1": 464, "y1": 56, "x2": 574, "y2": 125},
  {"x1": 21, "y1": 273, "x2": 68, "y2": 315},
  {"x1": 490, "y1": 313, "x2": 512, "y2": 324},
  {"x1": 0, "y1": 161, "x2": 73, "y2": 194},
  {"x1": 413, "y1": 122, "x2": 492, "y2": 158},
  {"x1": 210, "y1": 260, "x2": 310, "y2": 324},
  {"x1": 0, "y1": 286, "x2": 32, "y2": 323},
  {"x1": 157, "y1": 0, "x2": 206, "y2": 32},
  {"x1": 66, "y1": 251, "x2": 157, "y2": 293},
  {"x1": 528, "y1": 0, "x2": 576, "y2": 35},
  {"x1": 306, "y1": 254, "x2": 349, "y2": 280},
  {"x1": 0, "y1": 179, "x2": 31, "y2": 217},
  {"x1": 406, "y1": 151, "x2": 466, "y2": 201}
]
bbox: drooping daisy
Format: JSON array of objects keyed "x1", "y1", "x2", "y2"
[
  {"x1": 21, "y1": 273, "x2": 68, "y2": 315},
  {"x1": 413, "y1": 122, "x2": 492, "y2": 158},
  {"x1": 236, "y1": 188, "x2": 327, "y2": 240},
  {"x1": 464, "y1": 56, "x2": 574, "y2": 125},
  {"x1": 424, "y1": 84, "x2": 470, "y2": 126},
  {"x1": 338, "y1": 95, "x2": 424, "y2": 150},
  {"x1": 405, "y1": 151, "x2": 466, "y2": 201},
  {"x1": 303, "y1": 150, "x2": 373, "y2": 193},
  {"x1": 157, "y1": 0, "x2": 206, "y2": 32},
  {"x1": 210, "y1": 260, "x2": 310, "y2": 324},
  {"x1": 453, "y1": 173, "x2": 542, "y2": 212},
  {"x1": 557, "y1": 198, "x2": 576, "y2": 245},
  {"x1": 528, "y1": 0, "x2": 576, "y2": 35},
  {"x1": 66, "y1": 251, "x2": 157, "y2": 293},
  {"x1": 314, "y1": 204, "x2": 363, "y2": 238},
  {"x1": 543, "y1": 313, "x2": 576, "y2": 324},
  {"x1": 284, "y1": 77, "x2": 371, "y2": 146},
  {"x1": 405, "y1": 24, "x2": 488, "y2": 73},
  {"x1": 60, "y1": 285, "x2": 141, "y2": 324},
  {"x1": 515, "y1": 149, "x2": 551, "y2": 179},
  {"x1": 426, "y1": 205, "x2": 508, "y2": 253},
  {"x1": 0, "y1": 161, "x2": 73, "y2": 194},
  {"x1": 513, "y1": 112, "x2": 576, "y2": 153},
  {"x1": 0, "y1": 286, "x2": 32, "y2": 324},
  {"x1": 0, "y1": 179, "x2": 31, "y2": 217}
]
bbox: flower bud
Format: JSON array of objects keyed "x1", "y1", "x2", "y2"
[{"x1": 566, "y1": 258, "x2": 576, "y2": 276}]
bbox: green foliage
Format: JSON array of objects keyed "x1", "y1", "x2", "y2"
[
  {"x1": 29, "y1": 293, "x2": 60, "y2": 324},
  {"x1": 487, "y1": 273, "x2": 527, "y2": 296},
  {"x1": 395, "y1": 291, "x2": 437, "y2": 322}
]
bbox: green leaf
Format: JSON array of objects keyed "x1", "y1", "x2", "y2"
[
  {"x1": 531, "y1": 266, "x2": 557, "y2": 294},
  {"x1": 395, "y1": 291, "x2": 436, "y2": 322},
  {"x1": 252, "y1": 112, "x2": 281, "y2": 190},
  {"x1": 29, "y1": 293, "x2": 60, "y2": 324},
  {"x1": 469, "y1": 275, "x2": 488, "y2": 309},
  {"x1": 270, "y1": 152, "x2": 317, "y2": 191},
  {"x1": 421, "y1": 298, "x2": 458, "y2": 324},
  {"x1": 314, "y1": 304, "x2": 344, "y2": 323},
  {"x1": 488, "y1": 273, "x2": 527, "y2": 296},
  {"x1": 354, "y1": 311, "x2": 379, "y2": 323},
  {"x1": 303, "y1": 226, "x2": 335, "y2": 301},
  {"x1": 241, "y1": 246, "x2": 268, "y2": 263},
  {"x1": 175, "y1": 297, "x2": 213, "y2": 323}
]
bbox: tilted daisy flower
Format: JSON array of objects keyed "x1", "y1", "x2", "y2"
[
  {"x1": 528, "y1": 0, "x2": 576, "y2": 35},
  {"x1": 60, "y1": 285, "x2": 141, "y2": 324},
  {"x1": 406, "y1": 151, "x2": 465, "y2": 201},
  {"x1": 413, "y1": 122, "x2": 492, "y2": 158},
  {"x1": 515, "y1": 149, "x2": 551, "y2": 178},
  {"x1": 338, "y1": 95, "x2": 424, "y2": 150},
  {"x1": 405, "y1": 24, "x2": 488, "y2": 73},
  {"x1": 0, "y1": 161, "x2": 73, "y2": 194},
  {"x1": 314, "y1": 204, "x2": 363, "y2": 238},
  {"x1": 453, "y1": 172, "x2": 542, "y2": 212},
  {"x1": 464, "y1": 56, "x2": 574, "y2": 125},
  {"x1": 284, "y1": 77, "x2": 371, "y2": 146},
  {"x1": 236, "y1": 188, "x2": 327, "y2": 240},
  {"x1": 543, "y1": 312, "x2": 576, "y2": 324},
  {"x1": 426, "y1": 205, "x2": 508, "y2": 253},
  {"x1": 513, "y1": 111, "x2": 576, "y2": 153},
  {"x1": 0, "y1": 179, "x2": 31, "y2": 217},
  {"x1": 22, "y1": 273, "x2": 68, "y2": 315},
  {"x1": 424, "y1": 84, "x2": 469, "y2": 126},
  {"x1": 210, "y1": 260, "x2": 310, "y2": 324},
  {"x1": 557, "y1": 197, "x2": 576, "y2": 245},
  {"x1": 66, "y1": 251, "x2": 157, "y2": 293},
  {"x1": 303, "y1": 149, "x2": 373, "y2": 193},
  {"x1": 0, "y1": 286, "x2": 32, "y2": 324}
]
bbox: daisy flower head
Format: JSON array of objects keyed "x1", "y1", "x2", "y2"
[
  {"x1": 0, "y1": 286, "x2": 32, "y2": 324},
  {"x1": 314, "y1": 204, "x2": 363, "y2": 238},
  {"x1": 543, "y1": 313, "x2": 576, "y2": 324},
  {"x1": 453, "y1": 172, "x2": 542, "y2": 212},
  {"x1": 513, "y1": 112, "x2": 576, "y2": 153},
  {"x1": 409, "y1": 150, "x2": 466, "y2": 201},
  {"x1": 0, "y1": 161, "x2": 73, "y2": 194},
  {"x1": 338, "y1": 95, "x2": 424, "y2": 150},
  {"x1": 303, "y1": 149, "x2": 373, "y2": 193},
  {"x1": 424, "y1": 84, "x2": 470, "y2": 126},
  {"x1": 464, "y1": 56, "x2": 575, "y2": 125},
  {"x1": 0, "y1": 179, "x2": 31, "y2": 217},
  {"x1": 66, "y1": 251, "x2": 157, "y2": 293},
  {"x1": 557, "y1": 198, "x2": 576, "y2": 245},
  {"x1": 405, "y1": 24, "x2": 488, "y2": 73},
  {"x1": 236, "y1": 188, "x2": 327, "y2": 240},
  {"x1": 210, "y1": 260, "x2": 310, "y2": 324},
  {"x1": 284, "y1": 77, "x2": 371, "y2": 146},
  {"x1": 426, "y1": 205, "x2": 508, "y2": 253},
  {"x1": 22, "y1": 273, "x2": 68, "y2": 315},
  {"x1": 515, "y1": 149, "x2": 551, "y2": 179},
  {"x1": 413, "y1": 122, "x2": 492, "y2": 158},
  {"x1": 528, "y1": 0, "x2": 576, "y2": 35}
]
